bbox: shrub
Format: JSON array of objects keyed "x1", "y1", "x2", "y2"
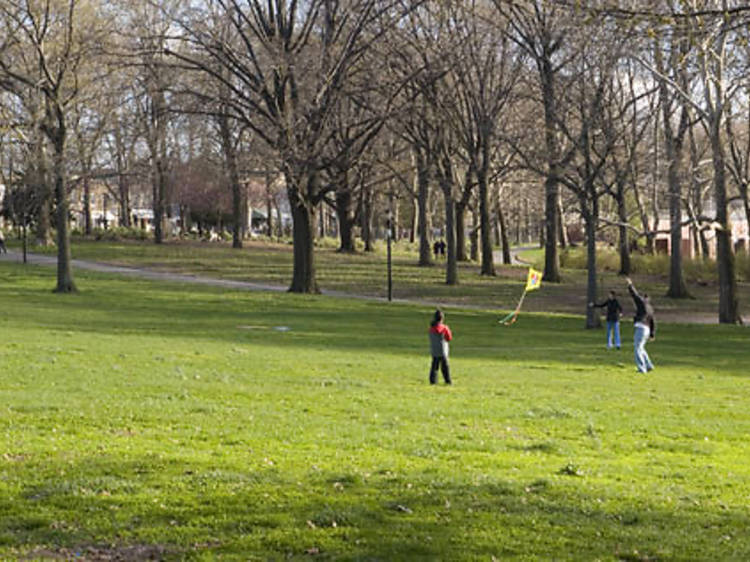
[
  {"x1": 683, "y1": 257, "x2": 719, "y2": 284},
  {"x1": 91, "y1": 227, "x2": 150, "y2": 242},
  {"x1": 559, "y1": 246, "x2": 620, "y2": 271},
  {"x1": 630, "y1": 253, "x2": 670, "y2": 276}
]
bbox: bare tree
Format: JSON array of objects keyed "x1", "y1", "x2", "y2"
[
  {"x1": 126, "y1": 2, "x2": 178, "y2": 244},
  {"x1": 600, "y1": 58, "x2": 657, "y2": 275},
  {"x1": 557, "y1": 38, "x2": 623, "y2": 328},
  {"x1": 449, "y1": 2, "x2": 523, "y2": 276},
  {"x1": 494, "y1": 0, "x2": 580, "y2": 283},
  {"x1": 172, "y1": 0, "x2": 418, "y2": 293},
  {"x1": 0, "y1": 0, "x2": 112, "y2": 292},
  {"x1": 693, "y1": 0, "x2": 743, "y2": 323},
  {"x1": 652, "y1": 22, "x2": 693, "y2": 298}
]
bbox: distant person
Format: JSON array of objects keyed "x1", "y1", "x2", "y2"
[
  {"x1": 589, "y1": 290, "x2": 623, "y2": 349},
  {"x1": 433, "y1": 240, "x2": 440, "y2": 260},
  {"x1": 428, "y1": 308, "x2": 453, "y2": 385},
  {"x1": 439, "y1": 240, "x2": 446, "y2": 257},
  {"x1": 626, "y1": 278, "x2": 656, "y2": 373},
  {"x1": 0, "y1": 230, "x2": 6, "y2": 254}
]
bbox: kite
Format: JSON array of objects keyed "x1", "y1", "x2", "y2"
[{"x1": 499, "y1": 267, "x2": 542, "y2": 325}]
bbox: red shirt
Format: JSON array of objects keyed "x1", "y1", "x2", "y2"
[{"x1": 429, "y1": 323, "x2": 453, "y2": 341}]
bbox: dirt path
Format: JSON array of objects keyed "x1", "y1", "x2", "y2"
[
  {"x1": 0, "y1": 249, "x2": 734, "y2": 325},
  {"x1": 0, "y1": 249, "x2": 403, "y2": 304}
]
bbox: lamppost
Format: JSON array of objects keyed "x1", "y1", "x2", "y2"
[{"x1": 386, "y1": 208, "x2": 393, "y2": 302}]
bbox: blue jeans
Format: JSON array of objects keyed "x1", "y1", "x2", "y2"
[
  {"x1": 633, "y1": 323, "x2": 654, "y2": 373},
  {"x1": 606, "y1": 320, "x2": 621, "y2": 348}
]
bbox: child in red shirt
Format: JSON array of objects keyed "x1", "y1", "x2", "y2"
[{"x1": 428, "y1": 309, "x2": 453, "y2": 385}]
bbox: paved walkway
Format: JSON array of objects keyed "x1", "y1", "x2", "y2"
[
  {"x1": 0, "y1": 249, "x2": 730, "y2": 324},
  {"x1": 3, "y1": 249, "x2": 290, "y2": 292},
  {"x1": 0, "y1": 249, "x2": 407, "y2": 305},
  {"x1": 494, "y1": 245, "x2": 537, "y2": 266}
]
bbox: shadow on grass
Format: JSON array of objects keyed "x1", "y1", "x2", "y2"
[{"x1": 4, "y1": 455, "x2": 750, "y2": 560}]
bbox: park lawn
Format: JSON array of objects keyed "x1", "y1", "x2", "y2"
[
  {"x1": 17, "y1": 237, "x2": 750, "y2": 320},
  {"x1": 1, "y1": 262, "x2": 750, "y2": 560}
]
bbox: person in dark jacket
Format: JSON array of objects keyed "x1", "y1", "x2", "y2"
[
  {"x1": 428, "y1": 309, "x2": 453, "y2": 385},
  {"x1": 590, "y1": 290, "x2": 623, "y2": 349},
  {"x1": 626, "y1": 278, "x2": 656, "y2": 373}
]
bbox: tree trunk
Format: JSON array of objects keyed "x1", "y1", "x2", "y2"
[
  {"x1": 498, "y1": 202, "x2": 511, "y2": 265},
  {"x1": 584, "y1": 205, "x2": 600, "y2": 329},
  {"x1": 153, "y1": 160, "x2": 166, "y2": 244},
  {"x1": 83, "y1": 176, "x2": 92, "y2": 235},
  {"x1": 392, "y1": 196, "x2": 400, "y2": 242},
  {"x1": 617, "y1": 179, "x2": 631, "y2": 275},
  {"x1": 118, "y1": 172, "x2": 131, "y2": 228},
  {"x1": 712, "y1": 133, "x2": 741, "y2": 323},
  {"x1": 218, "y1": 112, "x2": 243, "y2": 249},
  {"x1": 557, "y1": 191, "x2": 568, "y2": 248},
  {"x1": 455, "y1": 202, "x2": 468, "y2": 261},
  {"x1": 265, "y1": 172, "x2": 274, "y2": 236},
  {"x1": 443, "y1": 195, "x2": 458, "y2": 285},
  {"x1": 543, "y1": 174, "x2": 561, "y2": 281},
  {"x1": 287, "y1": 174, "x2": 319, "y2": 294},
  {"x1": 415, "y1": 149, "x2": 432, "y2": 266},
  {"x1": 150, "y1": 87, "x2": 168, "y2": 245},
  {"x1": 666, "y1": 151, "x2": 689, "y2": 297},
  {"x1": 361, "y1": 183, "x2": 374, "y2": 252},
  {"x1": 525, "y1": 198, "x2": 531, "y2": 244},
  {"x1": 336, "y1": 180, "x2": 356, "y2": 252},
  {"x1": 438, "y1": 155, "x2": 458, "y2": 285},
  {"x1": 34, "y1": 139, "x2": 52, "y2": 246},
  {"x1": 699, "y1": 229, "x2": 710, "y2": 259},
  {"x1": 541, "y1": 57, "x2": 561, "y2": 282},
  {"x1": 477, "y1": 165, "x2": 495, "y2": 276},
  {"x1": 276, "y1": 202, "x2": 283, "y2": 238},
  {"x1": 409, "y1": 195, "x2": 417, "y2": 243},
  {"x1": 470, "y1": 209, "x2": 479, "y2": 262},
  {"x1": 656, "y1": 41, "x2": 689, "y2": 298},
  {"x1": 51, "y1": 129, "x2": 76, "y2": 293}
]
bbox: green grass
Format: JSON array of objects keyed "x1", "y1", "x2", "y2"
[{"x1": 2, "y1": 261, "x2": 750, "y2": 560}]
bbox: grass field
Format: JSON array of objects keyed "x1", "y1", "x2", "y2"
[{"x1": 1, "y1": 259, "x2": 750, "y2": 560}]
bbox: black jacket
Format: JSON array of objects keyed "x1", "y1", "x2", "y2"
[
  {"x1": 628, "y1": 284, "x2": 656, "y2": 338},
  {"x1": 593, "y1": 297, "x2": 623, "y2": 322}
]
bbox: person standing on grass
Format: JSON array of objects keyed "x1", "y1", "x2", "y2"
[
  {"x1": 0, "y1": 230, "x2": 6, "y2": 254},
  {"x1": 626, "y1": 278, "x2": 656, "y2": 373},
  {"x1": 589, "y1": 290, "x2": 623, "y2": 349},
  {"x1": 428, "y1": 308, "x2": 453, "y2": 385}
]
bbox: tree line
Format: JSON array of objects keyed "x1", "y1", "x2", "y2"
[{"x1": 1, "y1": 0, "x2": 749, "y2": 324}]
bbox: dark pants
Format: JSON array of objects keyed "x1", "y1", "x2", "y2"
[{"x1": 429, "y1": 356, "x2": 451, "y2": 384}]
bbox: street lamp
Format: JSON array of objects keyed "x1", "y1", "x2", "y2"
[{"x1": 386, "y1": 208, "x2": 393, "y2": 302}]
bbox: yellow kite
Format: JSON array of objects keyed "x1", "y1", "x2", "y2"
[
  {"x1": 500, "y1": 267, "x2": 543, "y2": 325},
  {"x1": 525, "y1": 268, "x2": 542, "y2": 292}
]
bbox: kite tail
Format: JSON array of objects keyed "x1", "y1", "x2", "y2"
[{"x1": 499, "y1": 289, "x2": 527, "y2": 326}]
